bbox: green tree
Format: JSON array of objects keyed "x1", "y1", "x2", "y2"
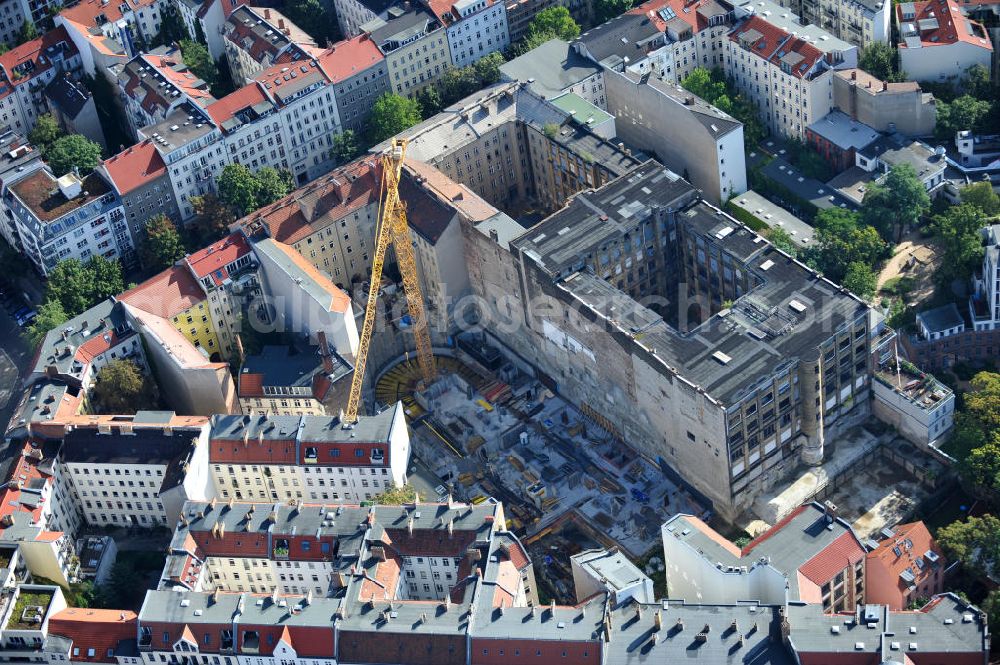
[
  {"x1": 809, "y1": 209, "x2": 890, "y2": 282},
  {"x1": 46, "y1": 259, "x2": 95, "y2": 315},
  {"x1": 473, "y1": 51, "x2": 505, "y2": 86},
  {"x1": 179, "y1": 39, "x2": 217, "y2": 89},
  {"x1": 962, "y1": 64, "x2": 994, "y2": 101},
  {"x1": 45, "y1": 135, "x2": 103, "y2": 177},
  {"x1": 842, "y1": 261, "x2": 878, "y2": 300},
  {"x1": 372, "y1": 484, "x2": 417, "y2": 505},
  {"x1": 0, "y1": 44, "x2": 9, "y2": 55},
  {"x1": 29, "y1": 113, "x2": 61, "y2": 151},
  {"x1": 15, "y1": 20, "x2": 37, "y2": 46},
  {"x1": 282, "y1": 0, "x2": 337, "y2": 45},
  {"x1": 961, "y1": 181, "x2": 1000, "y2": 216},
  {"x1": 509, "y1": 30, "x2": 557, "y2": 57},
  {"x1": 332, "y1": 129, "x2": 361, "y2": 164},
  {"x1": 254, "y1": 167, "x2": 293, "y2": 208},
  {"x1": 25, "y1": 299, "x2": 67, "y2": 348},
  {"x1": 857, "y1": 42, "x2": 901, "y2": 82},
  {"x1": 150, "y1": 3, "x2": 190, "y2": 47},
  {"x1": 528, "y1": 6, "x2": 579, "y2": 41},
  {"x1": 936, "y1": 95, "x2": 992, "y2": 141},
  {"x1": 861, "y1": 164, "x2": 930, "y2": 243},
  {"x1": 415, "y1": 87, "x2": 443, "y2": 116},
  {"x1": 938, "y1": 514, "x2": 1000, "y2": 582},
  {"x1": 217, "y1": 163, "x2": 260, "y2": 216},
  {"x1": 595, "y1": 0, "x2": 633, "y2": 23},
  {"x1": 952, "y1": 372, "x2": 1000, "y2": 485},
  {"x1": 682, "y1": 67, "x2": 727, "y2": 103},
  {"x1": 367, "y1": 93, "x2": 422, "y2": 145},
  {"x1": 766, "y1": 227, "x2": 797, "y2": 256},
  {"x1": 90, "y1": 359, "x2": 158, "y2": 413},
  {"x1": 189, "y1": 194, "x2": 235, "y2": 245},
  {"x1": 142, "y1": 214, "x2": 186, "y2": 272},
  {"x1": 932, "y1": 203, "x2": 986, "y2": 286},
  {"x1": 87, "y1": 255, "x2": 124, "y2": 303},
  {"x1": 440, "y1": 66, "x2": 481, "y2": 104}
]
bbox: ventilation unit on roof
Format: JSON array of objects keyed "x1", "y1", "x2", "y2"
[
  {"x1": 760, "y1": 260, "x2": 774, "y2": 271},
  {"x1": 788, "y1": 300, "x2": 806, "y2": 313},
  {"x1": 712, "y1": 351, "x2": 732, "y2": 365}
]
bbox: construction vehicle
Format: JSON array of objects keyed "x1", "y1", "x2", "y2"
[{"x1": 344, "y1": 138, "x2": 436, "y2": 422}]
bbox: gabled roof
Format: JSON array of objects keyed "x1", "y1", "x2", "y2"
[
  {"x1": 59, "y1": 0, "x2": 160, "y2": 30},
  {"x1": 897, "y1": 0, "x2": 993, "y2": 50},
  {"x1": 315, "y1": 34, "x2": 384, "y2": 83},
  {"x1": 867, "y1": 521, "x2": 944, "y2": 592},
  {"x1": 730, "y1": 15, "x2": 824, "y2": 79},
  {"x1": 0, "y1": 28, "x2": 78, "y2": 100},
  {"x1": 254, "y1": 238, "x2": 351, "y2": 313},
  {"x1": 205, "y1": 82, "x2": 274, "y2": 131},
  {"x1": 48, "y1": 608, "x2": 137, "y2": 663},
  {"x1": 185, "y1": 232, "x2": 253, "y2": 286},
  {"x1": 118, "y1": 265, "x2": 206, "y2": 319},
  {"x1": 99, "y1": 140, "x2": 168, "y2": 195}
]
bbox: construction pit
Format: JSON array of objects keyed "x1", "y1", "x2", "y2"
[{"x1": 375, "y1": 344, "x2": 709, "y2": 601}]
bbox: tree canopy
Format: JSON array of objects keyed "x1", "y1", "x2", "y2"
[
  {"x1": 938, "y1": 514, "x2": 1000, "y2": 583},
  {"x1": 45, "y1": 256, "x2": 123, "y2": 316},
  {"x1": 931, "y1": 203, "x2": 987, "y2": 286},
  {"x1": 15, "y1": 20, "x2": 37, "y2": 46},
  {"x1": 281, "y1": 0, "x2": 339, "y2": 46},
  {"x1": 961, "y1": 181, "x2": 1000, "y2": 216},
  {"x1": 150, "y1": 3, "x2": 190, "y2": 47},
  {"x1": 806, "y1": 208, "x2": 890, "y2": 283},
  {"x1": 179, "y1": 39, "x2": 217, "y2": 90},
  {"x1": 936, "y1": 95, "x2": 992, "y2": 141},
  {"x1": 189, "y1": 194, "x2": 235, "y2": 245},
  {"x1": 332, "y1": 130, "x2": 361, "y2": 164},
  {"x1": 29, "y1": 113, "x2": 61, "y2": 152},
  {"x1": 528, "y1": 7, "x2": 580, "y2": 41},
  {"x1": 595, "y1": 0, "x2": 633, "y2": 24},
  {"x1": 45, "y1": 135, "x2": 103, "y2": 177},
  {"x1": 857, "y1": 42, "x2": 903, "y2": 82},
  {"x1": 860, "y1": 164, "x2": 930, "y2": 243},
  {"x1": 367, "y1": 94, "x2": 422, "y2": 145},
  {"x1": 217, "y1": 164, "x2": 293, "y2": 216},
  {"x1": 954, "y1": 372, "x2": 1000, "y2": 498},
  {"x1": 90, "y1": 359, "x2": 160, "y2": 414},
  {"x1": 25, "y1": 299, "x2": 67, "y2": 348},
  {"x1": 842, "y1": 261, "x2": 878, "y2": 300},
  {"x1": 682, "y1": 67, "x2": 765, "y2": 146},
  {"x1": 142, "y1": 214, "x2": 187, "y2": 273}
]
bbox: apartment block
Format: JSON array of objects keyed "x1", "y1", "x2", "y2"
[
  {"x1": 499, "y1": 38, "x2": 606, "y2": 107},
  {"x1": 118, "y1": 47, "x2": 215, "y2": 140},
  {"x1": 0, "y1": 29, "x2": 83, "y2": 139},
  {"x1": 237, "y1": 342, "x2": 351, "y2": 416},
  {"x1": 95, "y1": 140, "x2": 181, "y2": 249},
  {"x1": 971, "y1": 224, "x2": 1000, "y2": 332},
  {"x1": 57, "y1": 0, "x2": 169, "y2": 75},
  {"x1": 334, "y1": 0, "x2": 397, "y2": 37},
  {"x1": 772, "y1": 0, "x2": 891, "y2": 46},
  {"x1": 368, "y1": 6, "x2": 451, "y2": 98},
  {"x1": 426, "y1": 0, "x2": 509, "y2": 68},
  {"x1": 323, "y1": 34, "x2": 391, "y2": 134},
  {"x1": 208, "y1": 406, "x2": 408, "y2": 503},
  {"x1": 5, "y1": 169, "x2": 133, "y2": 275},
  {"x1": 897, "y1": 0, "x2": 993, "y2": 84},
  {"x1": 662, "y1": 502, "x2": 867, "y2": 610},
  {"x1": 604, "y1": 70, "x2": 747, "y2": 202},
  {"x1": 832, "y1": 68, "x2": 936, "y2": 137},
  {"x1": 182, "y1": 232, "x2": 260, "y2": 361},
  {"x1": 223, "y1": 6, "x2": 317, "y2": 86},
  {"x1": 865, "y1": 521, "x2": 945, "y2": 609},
  {"x1": 53, "y1": 416, "x2": 215, "y2": 529},
  {"x1": 0, "y1": 132, "x2": 45, "y2": 251},
  {"x1": 462, "y1": 159, "x2": 871, "y2": 521},
  {"x1": 43, "y1": 73, "x2": 106, "y2": 151},
  {"x1": 727, "y1": 13, "x2": 856, "y2": 139},
  {"x1": 127, "y1": 495, "x2": 987, "y2": 665}
]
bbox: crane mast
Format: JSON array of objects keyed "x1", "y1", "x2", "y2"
[{"x1": 344, "y1": 139, "x2": 436, "y2": 422}]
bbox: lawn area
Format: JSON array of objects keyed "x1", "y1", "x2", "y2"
[{"x1": 8, "y1": 590, "x2": 53, "y2": 629}]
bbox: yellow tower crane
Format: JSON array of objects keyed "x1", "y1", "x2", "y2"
[{"x1": 344, "y1": 138, "x2": 436, "y2": 422}]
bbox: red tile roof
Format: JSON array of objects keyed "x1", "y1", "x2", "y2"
[
  {"x1": 867, "y1": 521, "x2": 944, "y2": 592},
  {"x1": 729, "y1": 16, "x2": 824, "y2": 79},
  {"x1": 121, "y1": 51, "x2": 215, "y2": 118},
  {"x1": 0, "y1": 28, "x2": 78, "y2": 99},
  {"x1": 210, "y1": 437, "x2": 297, "y2": 464},
  {"x1": 897, "y1": 0, "x2": 993, "y2": 50},
  {"x1": 315, "y1": 35, "x2": 384, "y2": 83},
  {"x1": 185, "y1": 232, "x2": 253, "y2": 285},
  {"x1": 48, "y1": 608, "x2": 138, "y2": 663},
  {"x1": 100, "y1": 141, "x2": 167, "y2": 195},
  {"x1": 0, "y1": 440, "x2": 53, "y2": 527},
  {"x1": 75, "y1": 329, "x2": 125, "y2": 364},
  {"x1": 118, "y1": 265, "x2": 206, "y2": 318},
  {"x1": 205, "y1": 82, "x2": 273, "y2": 130},
  {"x1": 242, "y1": 160, "x2": 378, "y2": 245},
  {"x1": 60, "y1": 0, "x2": 160, "y2": 31},
  {"x1": 798, "y1": 531, "x2": 865, "y2": 586},
  {"x1": 238, "y1": 372, "x2": 265, "y2": 397}
]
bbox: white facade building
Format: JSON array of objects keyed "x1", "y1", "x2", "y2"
[
  {"x1": 438, "y1": 0, "x2": 509, "y2": 68},
  {"x1": 897, "y1": 0, "x2": 993, "y2": 84},
  {"x1": 208, "y1": 405, "x2": 410, "y2": 504}
]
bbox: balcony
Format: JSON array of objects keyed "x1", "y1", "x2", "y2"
[{"x1": 874, "y1": 359, "x2": 951, "y2": 411}]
